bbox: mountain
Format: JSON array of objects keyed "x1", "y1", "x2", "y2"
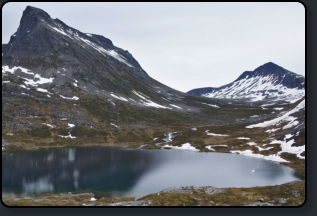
[
  {"x1": 2, "y1": 6, "x2": 237, "y2": 133},
  {"x1": 187, "y1": 62, "x2": 305, "y2": 104},
  {"x1": 2, "y1": 6, "x2": 305, "y2": 169}
]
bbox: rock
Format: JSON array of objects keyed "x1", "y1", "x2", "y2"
[
  {"x1": 68, "y1": 192, "x2": 72, "y2": 195},
  {"x1": 13, "y1": 198, "x2": 22, "y2": 201},
  {"x1": 290, "y1": 190, "x2": 300, "y2": 197},
  {"x1": 33, "y1": 199, "x2": 49, "y2": 203},
  {"x1": 277, "y1": 198, "x2": 289, "y2": 204},
  {"x1": 161, "y1": 186, "x2": 227, "y2": 195},
  {"x1": 244, "y1": 202, "x2": 275, "y2": 206},
  {"x1": 22, "y1": 197, "x2": 34, "y2": 201},
  {"x1": 101, "y1": 200, "x2": 153, "y2": 206}
]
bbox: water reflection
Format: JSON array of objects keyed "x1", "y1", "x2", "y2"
[{"x1": 2, "y1": 147, "x2": 304, "y2": 198}]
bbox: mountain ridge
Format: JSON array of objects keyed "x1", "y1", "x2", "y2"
[{"x1": 187, "y1": 62, "x2": 305, "y2": 104}]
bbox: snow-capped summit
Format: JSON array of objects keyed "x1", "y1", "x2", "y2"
[{"x1": 187, "y1": 62, "x2": 305, "y2": 104}]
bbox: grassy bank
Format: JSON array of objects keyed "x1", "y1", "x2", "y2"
[{"x1": 2, "y1": 181, "x2": 305, "y2": 206}]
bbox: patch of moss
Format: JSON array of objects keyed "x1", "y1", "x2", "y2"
[{"x1": 27, "y1": 126, "x2": 51, "y2": 138}]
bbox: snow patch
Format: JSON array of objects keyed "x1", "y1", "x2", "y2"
[
  {"x1": 59, "y1": 95, "x2": 79, "y2": 100},
  {"x1": 132, "y1": 90, "x2": 169, "y2": 109},
  {"x1": 68, "y1": 123, "x2": 75, "y2": 128},
  {"x1": 163, "y1": 143, "x2": 199, "y2": 151},
  {"x1": 170, "y1": 104, "x2": 183, "y2": 109},
  {"x1": 58, "y1": 132, "x2": 76, "y2": 139},
  {"x1": 110, "y1": 123, "x2": 120, "y2": 128},
  {"x1": 206, "y1": 130, "x2": 228, "y2": 136},
  {"x1": 42, "y1": 123, "x2": 55, "y2": 128},
  {"x1": 230, "y1": 150, "x2": 289, "y2": 163},
  {"x1": 246, "y1": 142, "x2": 257, "y2": 146},
  {"x1": 237, "y1": 137, "x2": 250, "y2": 140},
  {"x1": 273, "y1": 107, "x2": 284, "y2": 110},
  {"x1": 246, "y1": 99, "x2": 304, "y2": 129},
  {"x1": 110, "y1": 93, "x2": 128, "y2": 102}
]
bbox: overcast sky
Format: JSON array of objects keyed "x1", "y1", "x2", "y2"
[{"x1": 2, "y1": 2, "x2": 305, "y2": 92}]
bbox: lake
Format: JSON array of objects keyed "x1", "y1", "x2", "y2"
[{"x1": 2, "y1": 147, "x2": 304, "y2": 199}]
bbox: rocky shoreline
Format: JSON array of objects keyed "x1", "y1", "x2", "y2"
[{"x1": 2, "y1": 181, "x2": 305, "y2": 206}]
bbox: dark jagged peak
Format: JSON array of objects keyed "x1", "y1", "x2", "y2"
[
  {"x1": 23, "y1": 6, "x2": 51, "y2": 19},
  {"x1": 2, "y1": 6, "x2": 144, "y2": 70},
  {"x1": 19, "y1": 6, "x2": 54, "y2": 31},
  {"x1": 253, "y1": 62, "x2": 290, "y2": 76}
]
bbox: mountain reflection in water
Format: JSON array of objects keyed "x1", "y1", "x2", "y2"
[{"x1": 2, "y1": 147, "x2": 304, "y2": 198}]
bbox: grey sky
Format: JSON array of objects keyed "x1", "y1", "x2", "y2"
[{"x1": 2, "y1": 2, "x2": 305, "y2": 92}]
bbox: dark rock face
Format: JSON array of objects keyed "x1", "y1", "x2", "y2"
[
  {"x1": 2, "y1": 6, "x2": 152, "y2": 92},
  {"x1": 187, "y1": 62, "x2": 305, "y2": 103}
]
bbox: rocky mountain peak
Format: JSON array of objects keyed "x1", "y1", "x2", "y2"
[
  {"x1": 23, "y1": 6, "x2": 51, "y2": 19},
  {"x1": 187, "y1": 61, "x2": 305, "y2": 103},
  {"x1": 18, "y1": 6, "x2": 54, "y2": 32}
]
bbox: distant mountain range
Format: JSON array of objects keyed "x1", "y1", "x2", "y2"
[{"x1": 187, "y1": 62, "x2": 305, "y2": 104}]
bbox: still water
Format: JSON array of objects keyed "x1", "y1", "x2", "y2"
[{"x1": 2, "y1": 147, "x2": 304, "y2": 198}]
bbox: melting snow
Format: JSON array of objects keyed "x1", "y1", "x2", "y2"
[
  {"x1": 231, "y1": 150, "x2": 289, "y2": 163},
  {"x1": 231, "y1": 132, "x2": 305, "y2": 162},
  {"x1": 46, "y1": 24, "x2": 133, "y2": 67},
  {"x1": 58, "y1": 132, "x2": 76, "y2": 139},
  {"x1": 36, "y1": 88, "x2": 50, "y2": 93},
  {"x1": 273, "y1": 107, "x2": 284, "y2": 110},
  {"x1": 2, "y1": 66, "x2": 35, "y2": 75},
  {"x1": 110, "y1": 123, "x2": 119, "y2": 128},
  {"x1": 170, "y1": 104, "x2": 183, "y2": 109},
  {"x1": 59, "y1": 95, "x2": 79, "y2": 100},
  {"x1": 24, "y1": 74, "x2": 54, "y2": 86},
  {"x1": 68, "y1": 123, "x2": 75, "y2": 128},
  {"x1": 132, "y1": 90, "x2": 169, "y2": 109},
  {"x1": 257, "y1": 146, "x2": 274, "y2": 151},
  {"x1": 163, "y1": 143, "x2": 199, "y2": 151},
  {"x1": 237, "y1": 137, "x2": 250, "y2": 140},
  {"x1": 265, "y1": 128, "x2": 281, "y2": 133},
  {"x1": 206, "y1": 144, "x2": 228, "y2": 147},
  {"x1": 110, "y1": 93, "x2": 128, "y2": 102},
  {"x1": 197, "y1": 102, "x2": 220, "y2": 108},
  {"x1": 202, "y1": 74, "x2": 305, "y2": 103},
  {"x1": 205, "y1": 146, "x2": 215, "y2": 151},
  {"x1": 246, "y1": 99, "x2": 304, "y2": 129},
  {"x1": 206, "y1": 130, "x2": 228, "y2": 136},
  {"x1": 42, "y1": 123, "x2": 55, "y2": 128}
]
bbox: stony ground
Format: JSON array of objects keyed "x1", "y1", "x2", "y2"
[{"x1": 2, "y1": 180, "x2": 305, "y2": 207}]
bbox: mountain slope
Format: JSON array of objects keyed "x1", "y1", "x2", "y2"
[
  {"x1": 187, "y1": 62, "x2": 305, "y2": 104},
  {"x1": 2, "y1": 6, "x2": 244, "y2": 133}
]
